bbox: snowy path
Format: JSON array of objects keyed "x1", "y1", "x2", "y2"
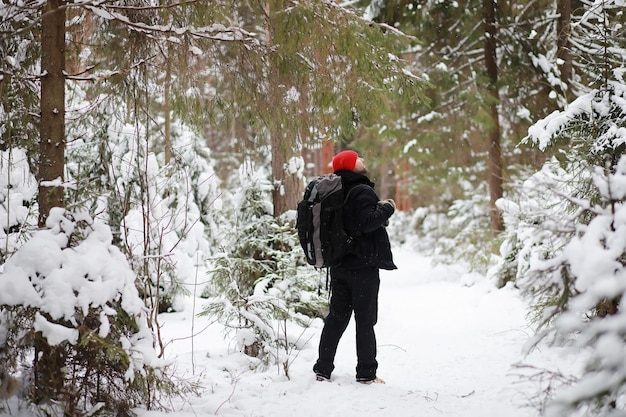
[{"x1": 141, "y1": 249, "x2": 560, "y2": 417}]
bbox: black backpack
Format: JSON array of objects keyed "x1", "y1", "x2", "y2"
[{"x1": 296, "y1": 174, "x2": 362, "y2": 268}]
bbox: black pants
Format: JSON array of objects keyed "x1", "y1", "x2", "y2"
[{"x1": 313, "y1": 266, "x2": 380, "y2": 380}]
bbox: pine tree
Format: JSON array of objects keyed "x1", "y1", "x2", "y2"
[
  {"x1": 0, "y1": 1, "x2": 41, "y2": 159},
  {"x1": 497, "y1": 0, "x2": 626, "y2": 413},
  {"x1": 201, "y1": 171, "x2": 325, "y2": 371},
  {"x1": 0, "y1": 210, "x2": 180, "y2": 415},
  {"x1": 360, "y1": 0, "x2": 504, "y2": 217}
]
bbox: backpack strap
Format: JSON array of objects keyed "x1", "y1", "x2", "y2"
[
  {"x1": 343, "y1": 183, "x2": 368, "y2": 204},
  {"x1": 326, "y1": 267, "x2": 331, "y2": 296},
  {"x1": 307, "y1": 184, "x2": 319, "y2": 202}
]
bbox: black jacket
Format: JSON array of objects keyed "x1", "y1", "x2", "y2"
[{"x1": 336, "y1": 170, "x2": 397, "y2": 271}]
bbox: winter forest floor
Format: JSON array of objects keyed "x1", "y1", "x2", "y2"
[{"x1": 135, "y1": 247, "x2": 581, "y2": 417}]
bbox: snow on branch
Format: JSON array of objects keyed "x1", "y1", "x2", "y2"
[
  {"x1": 82, "y1": 3, "x2": 260, "y2": 45},
  {"x1": 526, "y1": 81, "x2": 626, "y2": 151}
]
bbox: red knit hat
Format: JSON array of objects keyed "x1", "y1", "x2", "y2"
[{"x1": 332, "y1": 150, "x2": 358, "y2": 172}]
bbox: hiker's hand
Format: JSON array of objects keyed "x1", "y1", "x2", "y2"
[
  {"x1": 377, "y1": 199, "x2": 395, "y2": 220},
  {"x1": 378, "y1": 199, "x2": 396, "y2": 210}
]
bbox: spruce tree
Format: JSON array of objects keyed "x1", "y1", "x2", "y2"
[{"x1": 498, "y1": 0, "x2": 626, "y2": 413}]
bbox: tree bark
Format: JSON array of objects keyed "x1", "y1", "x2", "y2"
[
  {"x1": 483, "y1": 0, "x2": 503, "y2": 231},
  {"x1": 39, "y1": 0, "x2": 66, "y2": 227},
  {"x1": 265, "y1": 1, "x2": 301, "y2": 217},
  {"x1": 557, "y1": 0, "x2": 573, "y2": 101},
  {"x1": 271, "y1": 132, "x2": 302, "y2": 217},
  {"x1": 321, "y1": 140, "x2": 334, "y2": 174},
  {"x1": 35, "y1": 0, "x2": 67, "y2": 402},
  {"x1": 164, "y1": 46, "x2": 172, "y2": 165}
]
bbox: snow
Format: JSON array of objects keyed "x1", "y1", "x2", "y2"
[
  {"x1": 284, "y1": 86, "x2": 301, "y2": 104},
  {"x1": 0, "y1": 148, "x2": 37, "y2": 251},
  {"x1": 33, "y1": 313, "x2": 79, "y2": 346},
  {"x1": 0, "y1": 208, "x2": 165, "y2": 388},
  {"x1": 132, "y1": 248, "x2": 575, "y2": 417}
]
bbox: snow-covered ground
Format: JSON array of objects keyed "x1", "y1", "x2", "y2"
[{"x1": 138, "y1": 248, "x2": 580, "y2": 417}]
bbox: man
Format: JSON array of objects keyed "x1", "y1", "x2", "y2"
[{"x1": 313, "y1": 149, "x2": 397, "y2": 384}]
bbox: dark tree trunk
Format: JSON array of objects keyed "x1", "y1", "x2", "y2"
[
  {"x1": 164, "y1": 46, "x2": 172, "y2": 165},
  {"x1": 483, "y1": 0, "x2": 503, "y2": 231},
  {"x1": 265, "y1": 1, "x2": 301, "y2": 217},
  {"x1": 271, "y1": 132, "x2": 302, "y2": 217},
  {"x1": 39, "y1": 0, "x2": 66, "y2": 227},
  {"x1": 35, "y1": 0, "x2": 67, "y2": 403},
  {"x1": 557, "y1": 0, "x2": 573, "y2": 100}
]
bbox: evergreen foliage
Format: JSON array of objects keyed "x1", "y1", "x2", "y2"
[
  {"x1": 200, "y1": 172, "x2": 325, "y2": 373},
  {"x1": 0, "y1": 1, "x2": 40, "y2": 162},
  {"x1": 0, "y1": 148, "x2": 37, "y2": 263},
  {"x1": 358, "y1": 0, "x2": 493, "y2": 206},
  {"x1": 0, "y1": 209, "x2": 179, "y2": 416},
  {"x1": 60, "y1": 77, "x2": 219, "y2": 323},
  {"x1": 498, "y1": 55, "x2": 626, "y2": 417},
  {"x1": 2, "y1": 0, "x2": 625, "y2": 412}
]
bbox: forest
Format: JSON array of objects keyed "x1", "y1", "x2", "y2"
[{"x1": 1, "y1": 0, "x2": 626, "y2": 416}]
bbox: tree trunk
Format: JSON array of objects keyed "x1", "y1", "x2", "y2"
[
  {"x1": 39, "y1": 0, "x2": 66, "y2": 227},
  {"x1": 35, "y1": 0, "x2": 67, "y2": 403},
  {"x1": 164, "y1": 46, "x2": 172, "y2": 165},
  {"x1": 557, "y1": 0, "x2": 573, "y2": 101},
  {"x1": 483, "y1": 0, "x2": 503, "y2": 231},
  {"x1": 271, "y1": 132, "x2": 302, "y2": 216},
  {"x1": 33, "y1": 333, "x2": 65, "y2": 403},
  {"x1": 265, "y1": 1, "x2": 301, "y2": 217},
  {"x1": 321, "y1": 140, "x2": 334, "y2": 174}
]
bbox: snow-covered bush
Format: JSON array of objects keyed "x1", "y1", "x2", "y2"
[
  {"x1": 501, "y1": 80, "x2": 626, "y2": 321},
  {"x1": 435, "y1": 184, "x2": 496, "y2": 273},
  {"x1": 0, "y1": 209, "x2": 177, "y2": 416},
  {"x1": 496, "y1": 158, "x2": 584, "y2": 321},
  {"x1": 500, "y1": 77, "x2": 626, "y2": 415},
  {"x1": 116, "y1": 122, "x2": 217, "y2": 315},
  {"x1": 400, "y1": 176, "x2": 497, "y2": 274},
  {"x1": 0, "y1": 4, "x2": 40, "y2": 158},
  {"x1": 0, "y1": 148, "x2": 37, "y2": 263},
  {"x1": 544, "y1": 156, "x2": 626, "y2": 416},
  {"x1": 63, "y1": 90, "x2": 218, "y2": 317},
  {"x1": 201, "y1": 172, "x2": 325, "y2": 375}
]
